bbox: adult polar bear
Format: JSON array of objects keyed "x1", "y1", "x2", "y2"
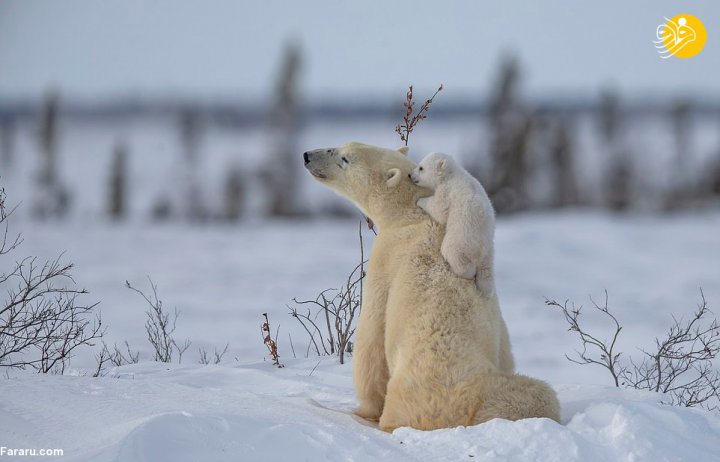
[{"x1": 303, "y1": 142, "x2": 560, "y2": 431}]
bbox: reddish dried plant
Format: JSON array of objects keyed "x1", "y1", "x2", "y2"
[
  {"x1": 395, "y1": 84, "x2": 443, "y2": 146},
  {"x1": 261, "y1": 312, "x2": 284, "y2": 368}
]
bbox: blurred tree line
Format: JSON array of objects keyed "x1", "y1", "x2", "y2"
[
  {"x1": 473, "y1": 55, "x2": 720, "y2": 214},
  {"x1": 1, "y1": 50, "x2": 720, "y2": 222}
]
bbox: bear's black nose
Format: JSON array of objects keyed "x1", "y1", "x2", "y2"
[{"x1": 303, "y1": 151, "x2": 310, "y2": 165}]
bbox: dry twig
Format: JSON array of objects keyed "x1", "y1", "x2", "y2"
[
  {"x1": 261, "y1": 312, "x2": 283, "y2": 368},
  {"x1": 395, "y1": 84, "x2": 443, "y2": 146}
]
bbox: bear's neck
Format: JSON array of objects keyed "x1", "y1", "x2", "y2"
[
  {"x1": 366, "y1": 182, "x2": 431, "y2": 232},
  {"x1": 369, "y1": 202, "x2": 428, "y2": 232}
]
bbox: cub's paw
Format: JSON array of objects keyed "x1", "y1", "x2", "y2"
[
  {"x1": 443, "y1": 251, "x2": 477, "y2": 280},
  {"x1": 475, "y1": 276, "x2": 496, "y2": 298}
]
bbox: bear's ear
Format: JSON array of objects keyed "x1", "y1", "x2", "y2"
[
  {"x1": 436, "y1": 158, "x2": 446, "y2": 171},
  {"x1": 386, "y1": 168, "x2": 403, "y2": 188},
  {"x1": 397, "y1": 146, "x2": 409, "y2": 156}
]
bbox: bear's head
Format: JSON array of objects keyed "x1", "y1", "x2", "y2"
[
  {"x1": 303, "y1": 142, "x2": 429, "y2": 229},
  {"x1": 409, "y1": 152, "x2": 455, "y2": 189}
]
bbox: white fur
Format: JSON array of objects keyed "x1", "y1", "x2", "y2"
[
  {"x1": 304, "y1": 142, "x2": 559, "y2": 431},
  {"x1": 410, "y1": 153, "x2": 496, "y2": 298}
]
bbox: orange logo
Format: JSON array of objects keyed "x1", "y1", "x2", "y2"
[{"x1": 654, "y1": 14, "x2": 707, "y2": 59}]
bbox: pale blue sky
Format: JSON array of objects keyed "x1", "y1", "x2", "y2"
[{"x1": 0, "y1": 0, "x2": 718, "y2": 102}]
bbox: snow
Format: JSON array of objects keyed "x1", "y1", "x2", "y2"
[
  {"x1": 2, "y1": 360, "x2": 720, "y2": 462},
  {"x1": 5, "y1": 212, "x2": 719, "y2": 383},
  {"x1": 3, "y1": 2, "x2": 720, "y2": 457},
  {"x1": 1, "y1": 211, "x2": 719, "y2": 460},
  {"x1": 2, "y1": 113, "x2": 720, "y2": 460}
]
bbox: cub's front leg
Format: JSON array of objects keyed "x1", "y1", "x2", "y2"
[
  {"x1": 440, "y1": 208, "x2": 478, "y2": 280},
  {"x1": 416, "y1": 194, "x2": 447, "y2": 224},
  {"x1": 441, "y1": 238, "x2": 477, "y2": 280},
  {"x1": 416, "y1": 196, "x2": 432, "y2": 213}
]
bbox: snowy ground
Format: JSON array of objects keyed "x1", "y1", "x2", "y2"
[
  {"x1": 2, "y1": 211, "x2": 720, "y2": 460},
  {"x1": 3, "y1": 360, "x2": 720, "y2": 462}
]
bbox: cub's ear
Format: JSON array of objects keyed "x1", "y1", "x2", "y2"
[
  {"x1": 436, "y1": 158, "x2": 446, "y2": 171},
  {"x1": 386, "y1": 168, "x2": 403, "y2": 187},
  {"x1": 397, "y1": 146, "x2": 409, "y2": 156}
]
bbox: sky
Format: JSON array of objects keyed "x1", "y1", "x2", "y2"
[{"x1": 0, "y1": 0, "x2": 719, "y2": 103}]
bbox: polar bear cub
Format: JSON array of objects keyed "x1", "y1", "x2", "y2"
[{"x1": 410, "y1": 152, "x2": 495, "y2": 297}]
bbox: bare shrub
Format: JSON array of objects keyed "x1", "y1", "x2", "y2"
[
  {"x1": 261, "y1": 313, "x2": 283, "y2": 368},
  {"x1": 546, "y1": 292, "x2": 624, "y2": 386},
  {"x1": 1, "y1": 184, "x2": 102, "y2": 374},
  {"x1": 199, "y1": 343, "x2": 229, "y2": 365},
  {"x1": 623, "y1": 291, "x2": 719, "y2": 410},
  {"x1": 395, "y1": 84, "x2": 443, "y2": 146},
  {"x1": 126, "y1": 278, "x2": 191, "y2": 363},
  {"x1": 547, "y1": 290, "x2": 720, "y2": 412},
  {"x1": 95, "y1": 277, "x2": 229, "y2": 371},
  {"x1": 289, "y1": 221, "x2": 366, "y2": 364},
  {"x1": 93, "y1": 340, "x2": 139, "y2": 377}
]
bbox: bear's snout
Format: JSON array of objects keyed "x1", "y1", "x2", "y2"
[
  {"x1": 303, "y1": 148, "x2": 335, "y2": 166},
  {"x1": 303, "y1": 148, "x2": 336, "y2": 179}
]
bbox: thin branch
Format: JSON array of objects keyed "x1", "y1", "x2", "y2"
[{"x1": 394, "y1": 84, "x2": 443, "y2": 146}]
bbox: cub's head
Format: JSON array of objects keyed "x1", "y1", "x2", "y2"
[
  {"x1": 303, "y1": 142, "x2": 428, "y2": 228},
  {"x1": 409, "y1": 152, "x2": 454, "y2": 189}
]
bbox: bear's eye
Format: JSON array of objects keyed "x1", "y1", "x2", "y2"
[
  {"x1": 341, "y1": 156, "x2": 349, "y2": 164},
  {"x1": 419, "y1": 166, "x2": 424, "y2": 171}
]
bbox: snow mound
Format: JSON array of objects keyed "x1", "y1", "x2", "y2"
[
  {"x1": 1, "y1": 360, "x2": 719, "y2": 461},
  {"x1": 396, "y1": 386, "x2": 720, "y2": 461}
]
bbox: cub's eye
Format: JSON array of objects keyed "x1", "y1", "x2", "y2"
[
  {"x1": 341, "y1": 156, "x2": 349, "y2": 164},
  {"x1": 419, "y1": 166, "x2": 424, "y2": 171}
]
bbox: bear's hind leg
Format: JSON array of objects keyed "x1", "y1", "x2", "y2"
[
  {"x1": 473, "y1": 373, "x2": 560, "y2": 424},
  {"x1": 380, "y1": 369, "x2": 475, "y2": 432}
]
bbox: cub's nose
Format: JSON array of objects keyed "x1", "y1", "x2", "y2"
[{"x1": 303, "y1": 151, "x2": 311, "y2": 165}]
